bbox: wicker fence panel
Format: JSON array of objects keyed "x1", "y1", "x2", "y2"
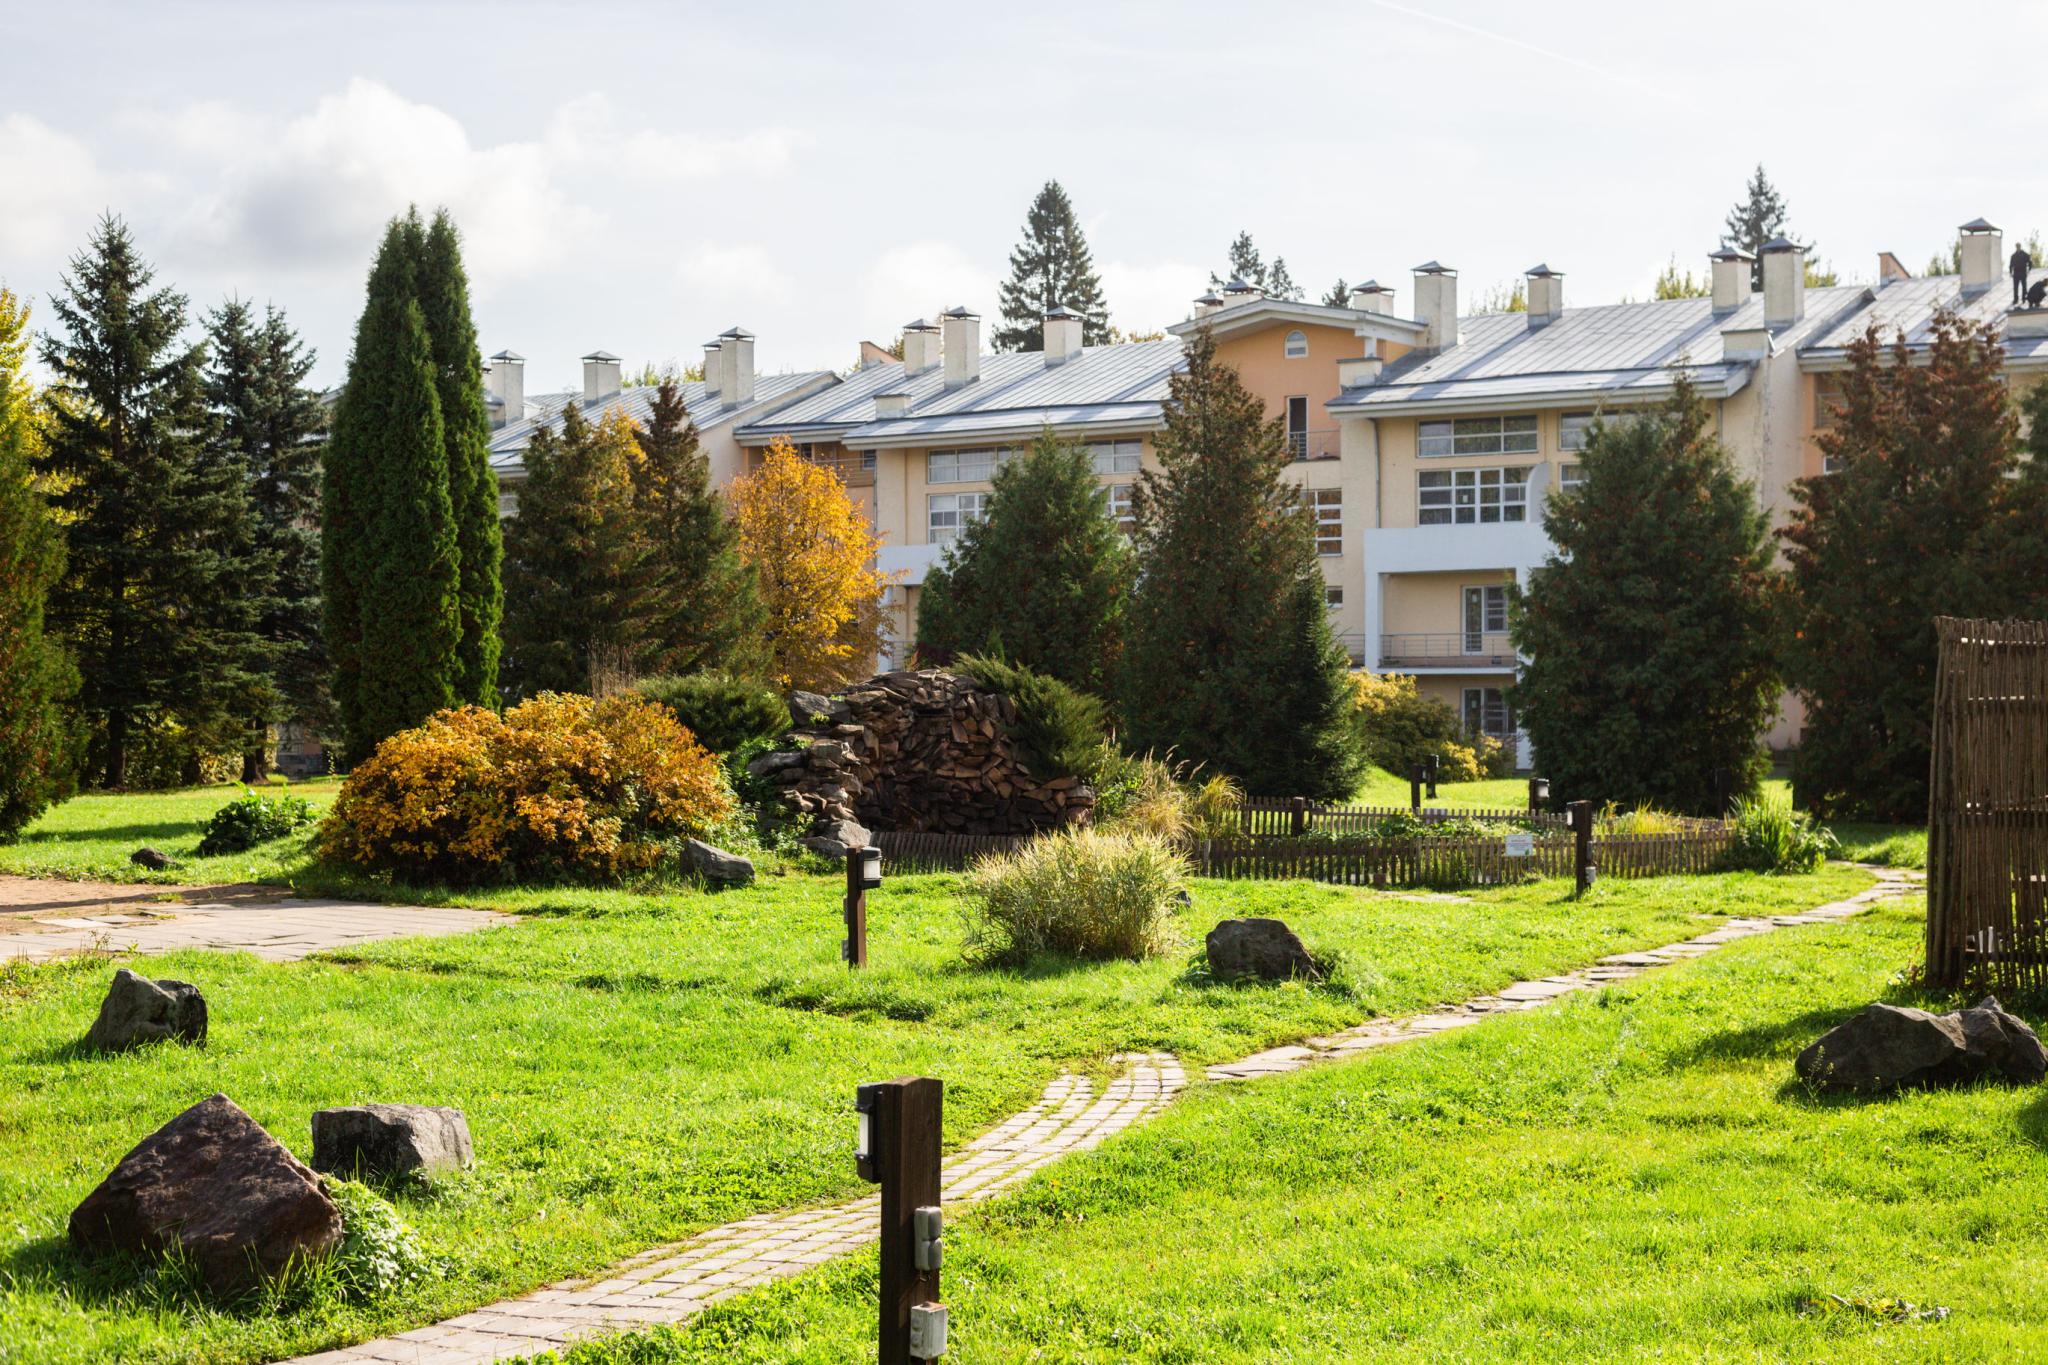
[{"x1": 872, "y1": 830, "x2": 1030, "y2": 874}]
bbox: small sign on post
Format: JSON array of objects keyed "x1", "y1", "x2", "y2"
[{"x1": 1504, "y1": 831, "x2": 1535, "y2": 859}]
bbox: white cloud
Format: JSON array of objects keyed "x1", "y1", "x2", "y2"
[
  {"x1": 0, "y1": 115, "x2": 120, "y2": 263},
  {"x1": 543, "y1": 95, "x2": 805, "y2": 180}
]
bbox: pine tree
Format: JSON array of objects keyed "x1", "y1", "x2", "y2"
[
  {"x1": 1510, "y1": 377, "x2": 1780, "y2": 814},
  {"x1": 501, "y1": 406, "x2": 642, "y2": 698},
  {"x1": 627, "y1": 377, "x2": 768, "y2": 678},
  {"x1": 418, "y1": 210, "x2": 503, "y2": 707},
  {"x1": 324, "y1": 211, "x2": 461, "y2": 763},
  {"x1": 37, "y1": 216, "x2": 259, "y2": 787},
  {"x1": 993, "y1": 181, "x2": 1112, "y2": 351},
  {"x1": 1119, "y1": 328, "x2": 1362, "y2": 798},
  {"x1": 1211, "y1": 231, "x2": 1265, "y2": 291},
  {"x1": 1782, "y1": 315, "x2": 2019, "y2": 820},
  {"x1": 0, "y1": 287, "x2": 74, "y2": 833},
  {"x1": 1721, "y1": 164, "x2": 1814, "y2": 291},
  {"x1": 1264, "y1": 255, "x2": 1302, "y2": 302},
  {"x1": 916, "y1": 428, "x2": 1134, "y2": 697},
  {"x1": 1322, "y1": 279, "x2": 1351, "y2": 308}
]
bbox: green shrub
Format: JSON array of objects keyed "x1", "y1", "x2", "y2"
[
  {"x1": 322, "y1": 1179, "x2": 440, "y2": 1301},
  {"x1": 1091, "y1": 747, "x2": 1189, "y2": 838},
  {"x1": 196, "y1": 786, "x2": 317, "y2": 855},
  {"x1": 956, "y1": 653, "x2": 1107, "y2": 782},
  {"x1": 1349, "y1": 673, "x2": 1489, "y2": 781},
  {"x1": 633, "y1": 672, "x2": 790, "y2": 756},
  {"x1": 964, "y1": 827, "x2": 1187, "y2": 962},
  {"x1": 1723, "y1": 793, "x2": 1838, "y2": 873}
]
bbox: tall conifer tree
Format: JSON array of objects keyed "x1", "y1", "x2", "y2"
[
  {"x1": 994, "y1": 181, "x2": 1111, "y2": 351},
  {"x1": 1119, "y1": 329, "x2": 1362, "y2": 798}
]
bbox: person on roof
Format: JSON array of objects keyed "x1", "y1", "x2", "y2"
[{"x1": 2012, "y1": 243, "x2": 2035, "y2": 306}]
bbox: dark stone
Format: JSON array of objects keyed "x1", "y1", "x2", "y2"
[
  {"x1": 68, "y1": 1094, "x2": 341, "y2": 1294},
  {"x1": 129, "y1": 847, "x2": 172, "y2": 870},
  {"x1": 311, "y1": 1103, "x2": 473, "y2": 1178},
  {"x1": 1796, "y1": 996, "x2": 2048, "y2": 1093},
  {"x1": 744, "y1": 749, "x2": 805, "y2": 779},
  {"x1": 802, "y1": 817, "x2": 871, "y2": 860},
  {"x1": 1206, "y1": 918, "x2": 1320, "y2": 982},
  {"x1": 789, "y1": 690, "x2": 849, "y2": 724},
  {"x1": 83, "y1": 968, "x2": 208, "y2": 1051},
  {"x1": 683, "y1": 838, "x2": 755, "y2": 887}
]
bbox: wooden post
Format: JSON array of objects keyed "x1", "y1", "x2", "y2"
[
  {"x1": 1568, "y1": 799, "x2": 1595, "y2": 897},
  {"x1": 865, "y1": 1077, "x2": 943, "y2": 1365},
  {"x1": 1289, "y1": 796, "x2": 1308, "y2": 837},
  {"x1": 844, "y1": 848, "x2": 869, "y2": 969},
  {"x1": 1409, "y1": 764, "x2": 1423, "y2": 813}
]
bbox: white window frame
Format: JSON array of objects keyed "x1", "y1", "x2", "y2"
[
  {"x1": 1307, "y1": 487, "x2": 1342, "y2": 555},
  {"x1": 1107, "y1": 483, "x2": 1136, "y2": 530},
  {"x1": 1417, "y1": 466, "x2": 1531, "y2": 525},
  {"x1": 1284, "y1": 329, "x2": 1308, "y2": 359},
  {"x1": 1463, "y1": 585, "x2": 1507, "y2": 653},
  {"x1": 1324, "y1": 585, "x2": 1344, "y2": 611},
  {"x1": 1088, "y1": 439, "x2": 1143, "y2": 476},
  {"x1": 1418, "y1": 414, "x2": 1539, "y2": 459},
  {"x1": 1558, "y1": 462, "x2": 1587, "y2": 491},
  {"x1": 1559, "y1": 412, "x2": 1595, "y2": 452},
  {"x1": 928, "y1": 491, "x2": 988, "y2": 543},
  {"x1": 1463, "y1": 686, "x2": 1512, "y2": 738},
  {"x1": 926, "y1": 446, "x2": 1013, "y2": 484}
]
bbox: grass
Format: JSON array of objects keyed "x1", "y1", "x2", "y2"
[
  {"x1": 546, "y1": 892, "x2": 2048, "y2": 1364},
  {"x1": 0, "y1": 858, "x2": 1872, "y2": 1364},
  {"x1": 1826, "y1": 822, "x2": 1929, "y2": 870},
  {"x1": 1351, "y1": 765, "x2": 1531, "y2": 810},
  {"x1": 0, "y1": 780, "x2": 343, "y2": 888}
]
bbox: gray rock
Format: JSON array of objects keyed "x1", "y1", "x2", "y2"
[
  {"x1": 684, "y1": 838, "x2": 755, "y2": 887},
  {"x1": 69, "y1": 1094, "x2": 341, "y2": 1294},
  {"x1": 83, "y1": 968, "x2": 208, "y2": 1051},
  {"x1": 789, "y1": 690, "x2": 849, "y2": 724},
  {"x1": 1796, "y1": 996, "x2": 2048, "y2": 1093},
  {"x1": 745, "y1": 748, "x2": 805, "y2": 779},
  {"x1": 129, "y1": 847, "x2": 172, "y2": 870},
  {"x1": 801, "y1": 818, "x2": 872, "y2": 860},
  {"x1": 1206, "y1": 918, "x2": 1320, "y2": 982},
  {"x1": 311, "y1": 1103, "x2": 473, "y2": 1178}
]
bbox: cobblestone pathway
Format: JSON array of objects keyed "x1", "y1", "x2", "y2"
[{"x1": 285, "y1": 867, "x2": 1920, "y2": 1364}]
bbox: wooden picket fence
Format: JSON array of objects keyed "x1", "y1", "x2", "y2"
[
  {"x1": 874, "y1": 825, "x2": 1734, "y2": 889},
  {"x1": 1236, "y1": 799, "x2": 1568, "y2": 836}
]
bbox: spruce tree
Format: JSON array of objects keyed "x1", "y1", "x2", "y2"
[
  {"x1": 1119, "y1": 328, "x2": 1363, "y2": 798},
  {"x1": 37, "y1": 216, "x2": 258, "y2": 787},
  {"x1": 1322, "y1": 278, "x2": 1351, "y2": 308},
  {"x1": 0, "y1": 288, "x2": 74, "y2": 833},
  {"x1": 418, "y1": 210, "x2": 503, "y2": 707},
  {"x1": 1264, "y1": 255, "x2": 1302, "y2": 302},
  {"x1": 627, "y1": 377, "x2": 767, "y2": 678},
  {"x1": 1782, "y1": 316, "x2": 2018, "y2": 821},
  {"x1": 1510, "y1": 377, "x2": 1780, "y2": 814},
  {"x1": 1211, "y1": 231, "x2": 1265, "y2": 291},
  {"x1": 917, "y1": 428, "x2": 1133, "y2": 697},
  {"x1": 993, "y1": 181, "x2": 1111, "y2": 351},
  {"x1": 324, "y1": 212, "x2": 461, "y2": 763},
  {"x1": 1721, "y1": 164, "x2": 1813, "y2": 291}
]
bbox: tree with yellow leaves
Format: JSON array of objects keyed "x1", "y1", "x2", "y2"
[{"x1": 729, "y1": 438, "x2": 895, "y2": 692}]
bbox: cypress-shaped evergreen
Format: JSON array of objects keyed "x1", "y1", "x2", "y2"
[
  {"x1": 325, "y1": 212, "x2": 461, "y2": 763},
  {"x1": 1118, "y1": 328, "x2": 1362, "y2": 798},
  {"x1": 37, "y1": 215, "x2": 258, "y2": 787},
  {"x1": 418, "y1": 210, "x2": 503, "y2": 706},
  {"x1": 0, "y1": 287, "x2": 74, "y2": 833},
  {"x1": 994, "y1": 181, "x2": 1112, "y2": 351}
]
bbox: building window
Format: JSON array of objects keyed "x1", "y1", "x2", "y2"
[
  {"x1": 1559, "y1": 412, "x2": 1595, "y2": 452},
  {"x1": 861, "y1": 450, "x2": 877, "y2": 471},
  {"x1": 927, "y1": 446, "x2": 1013, "y2": 483},
  {"x1": 1307, "y1": 487, "x2": 1342, "y2": 555},
  {"x1": 1814, "y1": 374, "x2": 1847, "y2": 430},
  {"x1": 1463, "y1": 585, "x2": 1507, "y2": 652},
  {"x1": 1284, "y1": 329, "x2": 1308, "y2": 359},
  {"x1": 1417, "y1": 467, "x2": 1531, "y2": 525},
  {"x1": 929, "y1": 491, "x2": 988, "y2": 542},
  {"x1": 1822, "y1": 454, "x2": 1846, "y2": 475},
  {"x1": 1286, "y1": 396, "x2": 1310, "y2": 459},
  {"x1": 1107, "y1": 483, "x2": 1136, "y2": 531},
  {"x1": 1324, "y1": 585, "x2": 1344, "y2": 610},
  {"x1": 1418, "y1": 415, "x2": 1539, "y2": 458},
  {"x1": 1463, "y1": 687, "x2": 1512, "y2": 738},
  {"x1": 1088, "y1": 439, "x2": 1143, "y2": 476},
  {"x1": 1558, "y1": 463, "x2": 1586, "y2": 491}
]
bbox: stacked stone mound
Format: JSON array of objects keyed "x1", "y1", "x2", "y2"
[{"x1": 752, "y1": 670, "x2": 1094, "y2": 838}]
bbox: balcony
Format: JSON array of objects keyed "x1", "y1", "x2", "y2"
[
  {"x1": 1378, "y1": 631, "x2": 1517, "y2": 670},
  {"x1": 1287, "y1": 427, "x2": 1340, "y2": 462}
]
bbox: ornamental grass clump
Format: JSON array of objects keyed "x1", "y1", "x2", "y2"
[
  {"x1": 320, "y1": 692, "x2": 733, "y2": 884},
  {"x1": 964, "y1": 827, "x2": 1188, "y2": 963},
  {"x1": 1723, "y1": 792, "x2": 1839, "y2": 874}
]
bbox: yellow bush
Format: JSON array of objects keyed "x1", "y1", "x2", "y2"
[
  {"x1": 1348, "y1": 672, "x2": 1488, "y2": 781},
  {"x1": 320, "y1": 694, "x2": 733, "y2": 884}
]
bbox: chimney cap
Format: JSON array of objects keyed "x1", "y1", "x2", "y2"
[
  {"x1": 1759, "y1": 236, "x2": 1801, "y2": 254},
  {"x1": 903, "y1": 317, "x2": 940, "y2": 333},
  {"x1": 1961, "y1": 216, "x2": 2001, "y2": 234},
  {"x1": 1044, "y1": 304, "x2": 1082, "y2": 320},
  {"x1": 1708, "y1": 247, "x2": 1754, "y2": 261},
  {"x1": 582, "y1": 349, "x2": 621, "y2": 362},
  {"x1": 489, "y1": 349, "x2": 526, "y2": 363},
  {"x1": 719, "y1": 326, "x2": 755, "y2": 340},
  {"x1": 1193, "y1": 291, "x2": 1223, "y2": 306},
  {"x1": 1524, "y1": 263, "x2": 1562, "y2": 278},
  {"x1": 1355, "y1": 279, "x2": 1393, "y2": 293},
  {"x1": 1413, "y1": 260, "x2": 1456, "y2": 275},
  {"x1": 1223, "y1": 277, "x2": 1259, "y2": 292},
  {"x1": 940, "y1": 305, "x2": 980, "y2": 320}
]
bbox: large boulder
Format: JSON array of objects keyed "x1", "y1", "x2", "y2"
[
  {"x1": 312, "y1": 1103, "x2": 473, "y2": 1178},
  {"x1": 683, "y1": 839, "x2": 755, "y2": 887},
  {"x1": 1796, "y1": 996, "x2": 2047, "y2": 1093},
  {"x1": 83, "y1": 968, "x2": 208, "y2": 1052},
  {"x1": 1206, "y1": 918, "x2": 1320, "y2": 982},
  {"x1": 69, "y1": 1094, "x2": 341, "y2": 1294},
  {"x1": 802, "y1": 818, "x2": 872, "y2": 860}
]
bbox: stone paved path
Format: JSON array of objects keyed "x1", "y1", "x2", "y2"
[
  {"x1": 0, "y1": 876, "x2": 513, "y2": 965},
  {"x1": 282, "y1": 866, "x2": 1920, "y2": 1364}
]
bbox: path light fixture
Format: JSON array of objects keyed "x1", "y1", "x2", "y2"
[
  {"x1": 855, "y1": 1077, "x2": 946, "y2": 1361},
  {"x1": 1528, "y1": 776, "x2": 1550, "y2": 813},
  {"x1": 844, "y1": 846, "x2": 881, "y2": 968},
  {"x1": 1425, "y1": 753, "x2": 1441, "y2": 801}
]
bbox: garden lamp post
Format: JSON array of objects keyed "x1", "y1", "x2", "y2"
[
  {"x1": 1527, "y1": 776, "x2": 1550, "y2": 814},
  {"x1": 856, "y1": 1077, "x2": 947, "y2": 1361},
  {"x1": 1567, "y1": 799, "x2": 1596, "y2": 897},
  {"x1": 844, "y1": 845, "x2": 882, "y2": 968}
]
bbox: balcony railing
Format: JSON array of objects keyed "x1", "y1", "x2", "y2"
[
  {"x1": 1378, "y1": 631, "x2": 1517, "y2": 669},
  {"x1": 1287, "y1": 427, "x2": 1340, "y2": 462}
]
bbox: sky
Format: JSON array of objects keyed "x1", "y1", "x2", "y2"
[{"x1": 5, "y1": 0, "x2": 2046, "y2": 391}]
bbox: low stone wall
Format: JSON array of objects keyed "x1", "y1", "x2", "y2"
[{"x1": 748, "y1": 670, "x2": 1093, "y2": 849}]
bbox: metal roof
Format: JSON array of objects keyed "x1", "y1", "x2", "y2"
[
  {"x1": 1167, "y1": 294, "x2": 1426, "y2": 342},
  {"x1": 1797, "y1": 271, "x2": 2048, "y2": 369},
  {"x1": 488, "y1": 369, "x2": 832, "y2": 473}
]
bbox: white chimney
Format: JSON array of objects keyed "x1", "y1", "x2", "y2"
[
  {"x1": 1959, "y1": 218, "x2": 2002, "y2": 295},
  {"x1": 1337, "y1": 356, "x2": 1385, "y2": 388},
  {"x1": 1709, "y1": 248, "x2": 1752, "y2": 314},
  {"x1": 1412, "y1": 261, "x2": 1458, "y2": 351},
  {"x1": 486, "y1": 349, "x2": 524, "y2": 429},
  {"x1": 1524, "y1": 264, "x2": 1563, "y2": 328},
  {"x1": 1192, "y1": 291, "x2": 1224, "y2": 319},
  {"x1": 1347, "y1": 281, "x2": 1394, "y2": 315},
  {"x1": 874, "y1": 391, "x2": 911, "y2": 417},
  {"x1": 1043, "y1": 305, "x2": 1084, "y2": 365},
  {"x1": 581, "y1": 350, "x2": 621, "y2": 404},
  {"x1": 721, "y1": 327, "x2": 755, "y2": 406},
  {"x1": 1221, "y1": 277, "x2": 1263, "y2": 309},
  {"x1": 941, "y1": 306, "x2": 980, "y2": 389},
  {"x1": 1761, "y1": 237, "x2": 1805, "y2": 327},
  {"x1": 902, "y1": 319, "x2": 941, "y2": 375},
  {"x1": 702, "y1": 340, "x2": 724, "y2": 397}
]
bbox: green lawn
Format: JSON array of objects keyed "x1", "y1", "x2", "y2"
[
  {"x1": 551, "y1": 893, "x2": 2048, "y2": 1364},
  {"x1": 0, "y1": 780, "x2": 343, "y2": 888},
  {"x1": 1352, "y1": 765, "x2": 1532, "y2": 810},
  {"x1": 0, "y1": 860, "x2": 1873, "y2": 1364}
]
